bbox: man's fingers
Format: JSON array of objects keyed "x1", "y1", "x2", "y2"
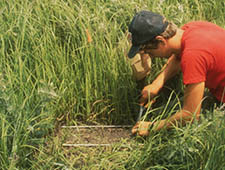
[
  {"x1": 140, "y1": 89, "x2": 149, "y2": 105},
  {"x1": 131, "y1": 122, "x2": 140, "y2": 134},
  {"x1": 132, "y1": 121, "x2": 152, "y2": 136},
  {"x1": 143, "y1": 99, "x2": 156, "y2": 108},
  {"x1": 131, "y1": 128, "x2": 137, "y2": 134},
  {"x1": 139, "y1": 96, "x2": 147, "y2": 106},
  {"x1": 141, "y1": 89, "x2": 148, "y2": 99}
]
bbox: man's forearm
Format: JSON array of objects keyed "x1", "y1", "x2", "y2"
[
  {"x1": 153, "y1": 82, "x2": 204, "y2": 131},
  {"x1": 152, "y1": 55, "x2": 181, "y2": 89},
  {"x1": 152, "y1": 109, "x2": 198, "y2": 131}
]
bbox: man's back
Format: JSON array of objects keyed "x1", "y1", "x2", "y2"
[{"x1": 180, "y1": 21, "x2": 225, "y2": 102}]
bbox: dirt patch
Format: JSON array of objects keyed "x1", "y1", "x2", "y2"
[
  {"x1": 49, "y1": 125, "x2": 145, "y2": 169},
  {"x1": 61, "y1": 126, "x2": 132, "y2": 146}
]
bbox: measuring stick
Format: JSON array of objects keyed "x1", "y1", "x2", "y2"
[
  {"x1": 62, "y1": 143, "x2": 111, "y2": 147},
  {"x1": 61, "y1": 125, "x2": 132, "y2": 128}
]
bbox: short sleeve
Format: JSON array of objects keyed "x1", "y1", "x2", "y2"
[{"x1": 181, "y1": 51, "x2": 207, "y2": 85}]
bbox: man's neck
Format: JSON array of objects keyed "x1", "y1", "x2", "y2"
[{"x1": 168, "y1": 28, "x2": 184, "y2": 56}]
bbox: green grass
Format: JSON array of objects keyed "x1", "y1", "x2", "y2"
[{"x1": 0, "y1": 0, "x2": 224, "y2": 169}]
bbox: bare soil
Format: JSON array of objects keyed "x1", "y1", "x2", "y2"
[
  {"x1": 49, "y1": 125, "x2": 145, "y2": 168},
  {"x1": 61, "y1": 126, "x2": 132, "y2": 145}
]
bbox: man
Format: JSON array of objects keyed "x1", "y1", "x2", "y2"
[{"x1": 127, "y1": 10, "x2": 225, "y2": 136}]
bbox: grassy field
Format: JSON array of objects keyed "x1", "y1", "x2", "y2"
[{"x1": 0, "y1": 0, "x2": 225, "y2": 169}]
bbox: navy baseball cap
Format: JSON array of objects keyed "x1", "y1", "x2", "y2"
[{"x1": 128, "y1": 10, "x2": 168, "y2": 58}]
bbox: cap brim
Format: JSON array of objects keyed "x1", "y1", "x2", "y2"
[{"x1": 128, "y1": 45, "x2": 140, "y2": 58}]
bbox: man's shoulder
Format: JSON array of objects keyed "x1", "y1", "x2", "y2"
[{"x1": 182, "y1": 21, "x2": 215, "y2": 30}]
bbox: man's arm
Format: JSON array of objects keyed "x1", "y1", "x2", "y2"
[
  {"x1": 153, "y1": 54, "x2": 181, "y2": 87},
  {"x1": 153, "y1": 82, "x2": 205, "y2": 131},
  {"x1": 132, "y1": 82, "x2": 205, "y2": 136},
  {"x1": 140, "y1": 54, "x2": 181, "y2": 105}
]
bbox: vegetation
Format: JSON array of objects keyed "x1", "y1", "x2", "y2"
[{"x1": 0, "y1": 0, "x2": 224, "y2": 169}]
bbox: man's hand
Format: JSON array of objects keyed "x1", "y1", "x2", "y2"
[
  {"x1": 131, "y1": 121, "x2": 153, "y2": 136},
  {"x1": 140, "y1": 83, "x2": 160, "y2": 105}
]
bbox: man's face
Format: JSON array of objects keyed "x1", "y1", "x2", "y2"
[{"x1": 139, "y1": 41, "x2": 172, "y2": 59}]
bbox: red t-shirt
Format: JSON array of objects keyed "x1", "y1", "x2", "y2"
[{"x1": 181, "y1": 21, "x2": 225, "y2": 102}]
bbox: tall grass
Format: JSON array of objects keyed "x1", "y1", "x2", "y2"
[{"x1": 0, "y1": 0, "x2": 224, "y2": 169}]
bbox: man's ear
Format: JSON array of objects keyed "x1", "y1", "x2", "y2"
[{"x1": 155, "y1": 36, "x2": 167, "y2": 45}]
